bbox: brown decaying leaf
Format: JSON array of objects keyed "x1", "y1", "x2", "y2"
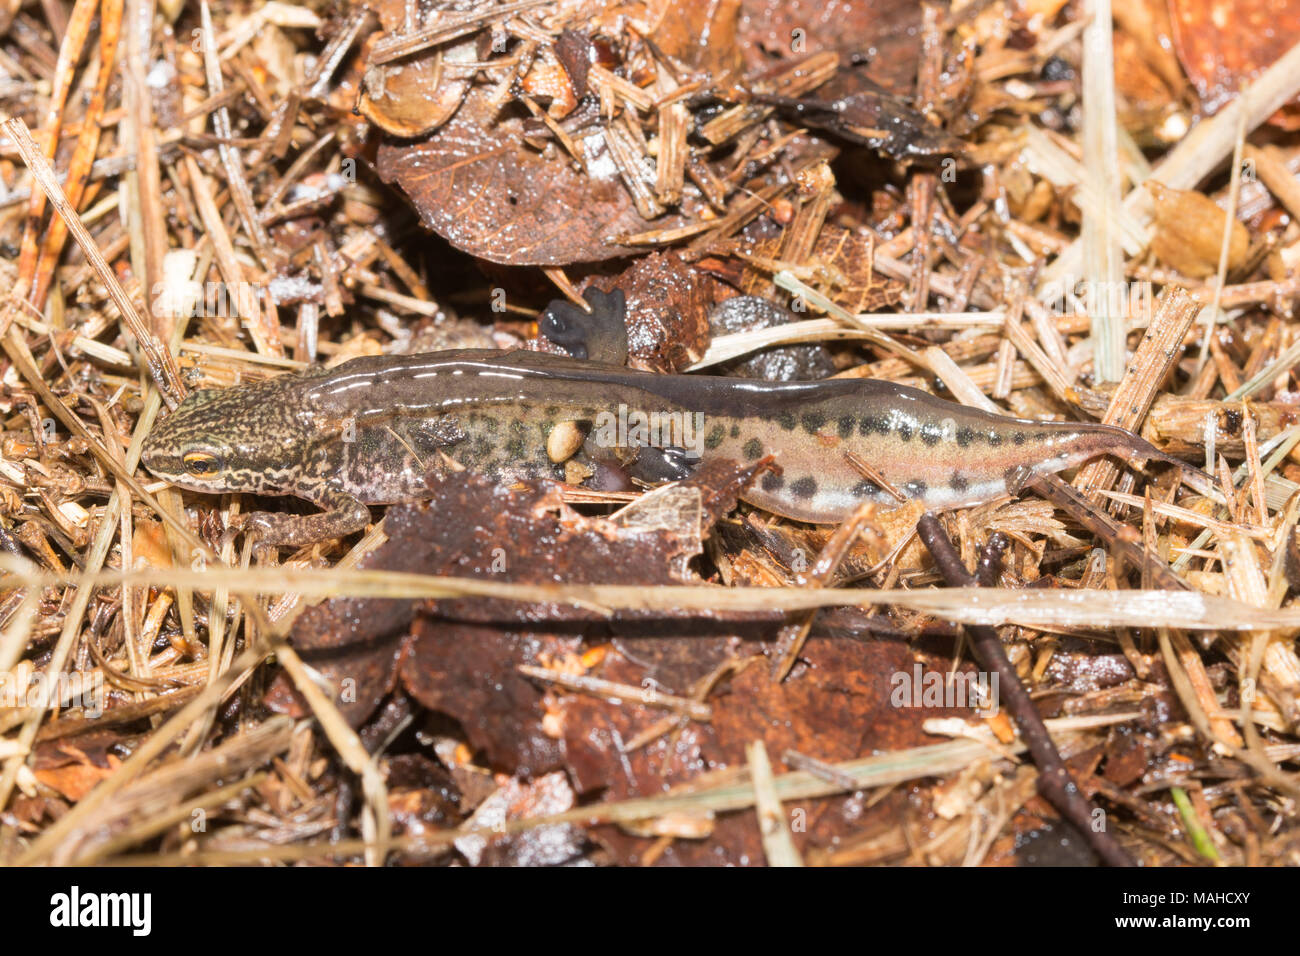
[
  {"x1": 563, "y1": 636, "x2": 981, "y2": 865},
  {"x1": 32, "y1": 743, "x2": 120, "y2": 802},
  {"x1": 736, "y1": 0, "x2": 923, "y2": 94},
  {"x1": 375, "y1": 82, "x2": 699, "y2": 265},
  {"x1": 1169, "y1": 0, "x2": 1300, "y2": 119},
  {"x1": 279, "y1": 462, "x2": 774, "y2": 743},
  {"x1": 1148, "y1": 180, "x2": 1250, "y2": 277},
  {"x1": 359, "y1": 36, "x2": 478, "y2": 139},
  {"x1": 652, "y1": 0, "x2": 743, "y2": 84},
  {"x1": 403, "y1": 622, "x2": 572, "y2": 778}
]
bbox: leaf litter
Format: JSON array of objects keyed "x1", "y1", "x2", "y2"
[{"x1": 1, "y1": 0, "x2": 1300, "y2": 868}]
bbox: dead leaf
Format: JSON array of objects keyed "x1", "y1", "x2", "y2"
[
  {"x1": 33, "y1": 750, "x2": 120, "y2": 802},
  {"x1": 1170, "y1": 0, "x2": 1300, "y2": 120},
  {"x1": 375, "y1": 85, "x2": 699, "y2": 265},
  {"x1": 1148, "y1": 180, "x2": 1249, "y2": 277}
]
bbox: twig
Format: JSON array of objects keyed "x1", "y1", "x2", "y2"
[
  {"x1": 122, "y1": 0, "x2": 168, "y2": 337},
  {"x1": 11, "y1": 0, "x2": 97, "y2": 293},
  {"x1": 198, "y1": 1, "x2": 273, "y2": 267},
  {"x1": 915, "y1": 513, "x2": 1136, "y2": 866},
  {"x1": 30, "y1": 0, "x2": 122, "y2": 309},
  {"x1": 747, "y1": 740, "x2": 804, "y2": 866},
  {"x1": 1080, "y1": 0, "x2": 1125, "y2": 381},
  {"x1": 1024, "y1": 471, "x2": 1191, "y2": 590},
  {"x1": 1, "y1": 116, "x2": 186, "y2": 407},
  {"x1": 771, "y1": 500, "x2": 882, "y2": 680},
  {"x1": 518, "y1": 664, "x2": 712, "y2": 720},
  {"x1": 1039, "y1": 36, "x2": 1300, "y2": 294}
]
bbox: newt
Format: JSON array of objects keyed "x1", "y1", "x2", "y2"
[{"x1": 142, "y1": 290, "x2": 1200, "y2": 547}]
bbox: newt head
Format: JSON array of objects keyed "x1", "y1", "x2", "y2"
[{"x1": 142, "y1": 378, "x2": 313, "y2": 497}]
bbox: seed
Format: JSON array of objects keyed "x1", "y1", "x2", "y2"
[{"x1": 547, "y1": 420, "x2": 585, "y2": 463}]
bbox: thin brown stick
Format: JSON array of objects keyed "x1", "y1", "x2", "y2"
[
  {"x1": 11, "y1": 0, "x2": 98, "y2": 296},
  {"x1": 29, "y1": 0, "x2": 122, "y2": 309},
  {"x1": 1, "y1": 116, "x2": 186, "y2": 407},
  {"x1": 916, "y1": 513, "x2": 1136, "y2": 866}
]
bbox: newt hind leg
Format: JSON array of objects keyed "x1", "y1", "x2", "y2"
[{"x1": 538, "y1": 288, "x2": 628, "y2": 365}]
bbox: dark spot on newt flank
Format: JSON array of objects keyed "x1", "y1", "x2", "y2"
[
  {"x1": 956, "y1": 426, "x2": 975, "y2": 447},
  {"x1": 730, "y1": 423, "x2": 740, "y2": 438},
  {"x1": 705, "y1": 424, "x2": 726, "y2": 449},
  {"x1": 987, "y1": 430, "x2": 1002, "y2": 447},
  {"x1": 761, "y1": 472, "x2": 785, "y2": 492},
  {"x1": 801, "y1": 412, "x2": 826, "y2": 434},
  {"x1": 504, "y1": 438, "x2": 527, "y2": 459},
  {"x1": 484, "y1": 418, "x2": 498, "y2": 432},
  {"x1": 1224, "y1": 408, "x2": 1243, "y2": 435},
  {"x1": 776, "y1": 411, "x2": 797, "y2": 431},
  {"x1": 790, "y1": 476, "x2": 818, "y2": 499},
  {"x1": 920, "y1": 423, "x2": 941, "y2": 446},
  {"x1": 743, "y1": 438, "x2": 763, "y2": 460},
  {"x1": 838, "y1": 415, "x2": 855, "y2": 439},
  {"x1": 860, "y1": 416, "x2": 885, "y2": 436},
  {"x1": 1013, "y1": 431, "x2": 1026, "y2": 446},
  {"x1": 904, "y1": 479, "x2": 927, "y2": 497},
  {"x1": 896, "y1": 421, "x2": 913, "y2": 441},
  {"x1": 852, "y1": 479, "x2": 880, "y2": 498},
  {"x1": 544, "y1": 406, "x2": 560, "y2": 417},
  {"x1": 950, "y1": 474, "x2": 969, "y2": 493}
]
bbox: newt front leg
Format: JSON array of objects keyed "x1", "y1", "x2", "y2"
[{"x1": 241, "y1": 485, "x2": 372, "y2": 548}]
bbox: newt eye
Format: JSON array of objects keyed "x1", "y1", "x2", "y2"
[{"x1": 182, "y1": 451, "x2": 223, "y2": 479}]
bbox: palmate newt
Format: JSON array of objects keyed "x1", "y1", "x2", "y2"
[{"x1": 142, "y1": 290, "x2": 1199, "y2": 547}]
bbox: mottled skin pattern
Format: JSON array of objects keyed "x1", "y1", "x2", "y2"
[{"x1": 142, "y1": 348, "x2": 1187, "y2": 546}]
